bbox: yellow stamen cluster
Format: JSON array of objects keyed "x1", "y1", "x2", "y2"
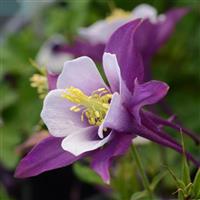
[
  {"x1": 30, "y1": 74, "x2": 48, "y2": 99},
  {"x1": 62, "y1": 87, "x2": 112, "y2": 126},
  {"x1": 106, "y1": 8, "x2": 131, "y2": 22}
]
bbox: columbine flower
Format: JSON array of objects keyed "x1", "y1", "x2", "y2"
[
  {"x1": 51, "y1": 5, "x2": 188, "y2": 84},
  {"x1": 15, "y1": 20, "x2": 199, "y2": 183},
  {"x1": 39, "y1": 5, "x2": 188, "y2": 91},
  {"x1": 78, "y1": 4, "x2": 187, "y2": 44}
]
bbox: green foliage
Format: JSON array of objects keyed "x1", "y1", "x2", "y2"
[
  {"x1": 192, "y1": 169, "x2": 200, "y2": 198},
  {"x1": 130, "y1": 171, "x2": 167, "y2": 200},
  {"x1": 181, "y1": 135, "x2": 191, "y2": 186},
  {"x1": 167, "y1": 167, "x2": 200, "y2": 200},
  {"x1": 130, "y1": 190, "x2": 148, "y2": 200},
  {"x1": 73, "y1": 162, "x2": 104, "y2": 185},
  {"x1": 1, "y1": 27, "x2": 42, "y2": 168},
  {"x1": 167, "y1": 141, "x2": 200, "y2": 200}
]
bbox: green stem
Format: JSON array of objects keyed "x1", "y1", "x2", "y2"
[
  {"x1": 131, "y1": 144, "x2": 154, "y2": 200},
  {"x1": 160, "y1": 146, "x2": 167, "y2": 165}
]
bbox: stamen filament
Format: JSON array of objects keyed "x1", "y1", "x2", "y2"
[{"x1": 62, "y1": 87, "x2": 112, "y2": 126}]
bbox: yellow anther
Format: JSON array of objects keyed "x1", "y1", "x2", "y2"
[
  {"x1": 30, "y1": 74, "x2": 48, "y2": 99},
  {"x1": 106, "y1": 94, "x2": 112, "y2": 98},
  {"x1": 85, "y1": 111, "x2": 90, "y2": 118},
  {"x1": 97, "y1": 88, "x2": 106, "y2": 92},
  {"x1": 81, "y1": 112, "x2": 85, "y2": 122},
  {"x1": 89, "y1": 117, "x2": 95, "y2": 125},
  {"x1": 96, "y1": 121, "x2": 102, "y2": 126},
  {"x1": 74, "y1": 108, "x2": 81, "y2": 112},
  {"x1": 102, "y1": 103, "x2": 110, "y2": 109},
  {"x1": 70, "y1": 105, "x2": 77, "y2": 110},
  {"x1": 62, "y1": 87, "x2": 112, "y2": 126},
  {"x1": 70, "y1": 106, "x2": 81, "y2": 112},
  {"x1": 95, "y1": 111, "x2": 100, "y2": 118}
]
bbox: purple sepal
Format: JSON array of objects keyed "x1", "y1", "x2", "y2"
[
  {"x1": 15, "y1": 136, "x2": 82, "y2": 178},
  {"x1": 105, "y1": 19, "x2": 145, "y2": 91},
  {"x1": 131, "y1": 79, "x2": 169, "y2": 124},
  {"x1": 106, "y1": 8, "x2": 189, "y2": 82},
  {"x1": 91, "y1": 132, "x2": 134, "y2": 183},
  {"x1": 53, "y1": 39, "x2": 105, "y2": 63}
]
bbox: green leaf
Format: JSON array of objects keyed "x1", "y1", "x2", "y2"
[
  {"x1": 130, "y1": 190, "x2": 148, "y2": 200},
  {"x1": 166, "y1": 166, "x2": 185, "y2": 189},
  {"x1": 181, "y1": 134, "x2": 191, "y2": 185},
  {"x1": 73, "y1": 162, "x2": 103, "y2": 185},
  {"x1": 192, "y1": 169, "x2": 200, "y2": 198},
  {"x1": 178, "y1": 189, "x2": 185, "y2": 200},
  {"x1": 150, "y1": 171, "x2": 167, "y2": 190}
]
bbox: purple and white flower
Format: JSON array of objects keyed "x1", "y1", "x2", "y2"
[
  {"x1": 79, "y1": 4, "x2": 166, "y2": 44},
  {"x1": 36, "y1": 5, "x2": 188, "y2": 91},
  {"x1": 15, "y1": 19, "x2": 199, "y2": 184},
  {"x1": 49, "y1": 5, "x2": 188, "y2": 87}
]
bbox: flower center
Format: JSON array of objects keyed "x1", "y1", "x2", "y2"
[
  {"x1": 106, "y1": 8, "x2": 131, "y2": 22},
  {"x1": 62, "y1": 87, "x2": 112, "y2": 126}
]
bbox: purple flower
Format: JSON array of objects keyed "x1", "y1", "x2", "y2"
[
  {"x1": 78, "y1": 4, "x2": 185, "y2": 45},
  {"x1": 133, "y1": 7, "x2": 189, "y2": 81},
  {"x1": 15, "y1": 19, "x2": 199, "y2": 183},
  {"x1": 48, "y1": 6, "x2": 188, "y2": 88},
  {"x1": 56, "y1": 6, "x2": 188, "y2": 64},
  {"x1": 105, "y1": 17, "x2": 200, "y2": 145}
]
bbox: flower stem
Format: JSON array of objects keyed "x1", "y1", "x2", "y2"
[{"x1": 131, "y1": 144, "x2": 154, "y2": 199}]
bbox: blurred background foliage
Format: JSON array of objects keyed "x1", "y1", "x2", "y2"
[{"x1": 0, "y1": 0, "x2": 200, "y2": 199}]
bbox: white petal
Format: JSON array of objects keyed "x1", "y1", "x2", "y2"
[
  {"x1": 157, "y1": 14, "x2": 166, "y2": 22},
  {"x1": 103, "y1": 53, "x2": 121, "y2": 93},
  {"x1": 79, "y1": 19, "x2": 129, "y2": 44},
  {"x1": 79, "y1": 20, "x2": 109, "y2": 44},
  {"x1": 61, "y1": 127, "x2": 112, "y2": 156},
  {"x1": 57, "y1": 56, "x2": 108, "y2": 95},
  {"x1": 41, "y1": 89, "x2": 87, "y2": 137},
  {"x1": 98, "y1": 93, "x2": 132, "y2": 138},
  {"x1": 132, "y1": 4, "x2": 158, "y2": 23}
]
